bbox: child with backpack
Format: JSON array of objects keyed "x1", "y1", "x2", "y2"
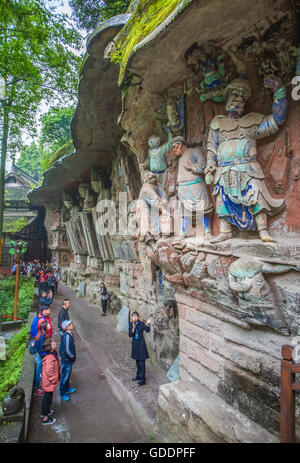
[
  {"x1": 30, "y1": 306, "x2": 53, "y2": 397},
  {"x1": 41, "y1": 338, "x2": 60, "y2": 425},
  {"x1": 32, "y1": 321, "x2": 49, "y2": 396}
]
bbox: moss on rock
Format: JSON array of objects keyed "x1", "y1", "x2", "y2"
[
  {"x1": 42, "y1": 139, "x2": 74, "y2": 173},
  {"x1": 111, "y1": 0, "x2": 191, "y2": 85}
]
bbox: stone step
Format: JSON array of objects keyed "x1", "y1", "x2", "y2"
[{"x1": 156, "y1": 380, "x2": 279, "y2": 443}]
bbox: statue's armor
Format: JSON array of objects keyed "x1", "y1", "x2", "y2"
[
  {"x1": 177, "y1": 147, "x2": 213, "y2": 214},
  {"x1": 207, "y1": 113, "x2": 284, "y2": 230}
]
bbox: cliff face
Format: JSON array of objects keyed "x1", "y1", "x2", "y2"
[{"x1": 29, "y1": 0, "x2": 300, "y2": 442}]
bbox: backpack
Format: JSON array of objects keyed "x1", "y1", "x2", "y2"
[{"x1": 30, "y1": 314, "x2": 46, "y2": 339}]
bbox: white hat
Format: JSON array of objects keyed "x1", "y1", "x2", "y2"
[{"x1": 62, "y1": 320, "x2": 72, "y2": 331}]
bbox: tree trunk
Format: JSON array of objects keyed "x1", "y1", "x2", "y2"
[{"x1": 0, "y1": 103, "x2": 9, "y2": 269}]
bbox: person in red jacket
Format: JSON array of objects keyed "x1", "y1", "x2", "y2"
[{"x1": 41, "y1": 338, "x2": 60, "y2": 425}]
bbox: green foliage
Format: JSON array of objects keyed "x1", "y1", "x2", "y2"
[
  {"x1": 40, "y1": 106, "x2": 75, "y2": 152},
  {"x1": 3, "y1": 218, "x2": 30, "y2": 234},
  {"x1": 16, "y1": 142, "x2": 42, "y2": 180},
  {"x1": 69, "y1": 0, "x2": 130, "y2": 31},
  {"x1": 0, "y1": 0, "x2": 82, "y2": 160},
  {"x1": 0, "y1": 0, "x2": 82, "y2": 241},
  {"x1": 111, "y1": 0, "x2": 189, "y2": 84},
  {"x1": 41, "y1": 139, "x2": 74, "y2": 173},
  {"x1": 0, "y1": 277, "x2": 34, "y2": 321},
  {"x1": 0, "y1": 326, "x2": 27, "y2": 403},
  {"x1": 39, "y1": 105, "x2": 75, "y2": 172}
]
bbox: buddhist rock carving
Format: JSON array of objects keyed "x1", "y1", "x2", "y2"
[{"x1": 205, "y1": 76, "x2": 287, "y2": 243}]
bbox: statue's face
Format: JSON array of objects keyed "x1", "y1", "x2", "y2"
[
  {"x1": 144, "y1": 171, "x2": 157, "y2": 185},
  {"x1": 226, "y1": 89, "x2": 246, "y2": 116},
  {"x1": 63, "y1": 200, "x2": 72, "y2": 209},
  {"x1": 173, "y1": 142, "x2": 185, "y2": 157},
  {"x1": 79, "y1": 185, "x2": 88, "y2": 198},
  {"x1": 148, "y1": 136, "x2": 161, "y2": 149},
  {"x1": 91, "y1": 180, "x2": 102, "y2": 194}
]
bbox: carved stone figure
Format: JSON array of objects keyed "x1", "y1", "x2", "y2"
[
  {"x1": 78, "y1": 182, "x2": 96, "y2": 210},
  {"x1": 142, "y1": 128, "x2": 173, "y2": 185},
  {"x1": 90, "y1": 168, "x2": 110, "y2": 202},
  {"x1": 2, "y1": 386, "x2": 25, "y2": 416},
  {"x1": 62, "y1": 189, "x2": 89, "y2": 266},
  {"x1": 228, "y1": 256, "x2": 300, "y2": 334},
  {"x1": 205, "y1": 76, "x2": 287, "y2": 242},
  {"x1": 136, "y1": 171, "x2": 169, "y2": 244},
  {"x1": 185, "y1": 41, "x2": 230, "y2": 103},
  {"x1": 90, "y1": 169, "x2": 115, "y2": 273},
  {"x1": 172, "y1": 136, "x2": 213, "y2": 239},
  {"x1": 165, "y1": 96, "x2": 185, "y2": 134}
]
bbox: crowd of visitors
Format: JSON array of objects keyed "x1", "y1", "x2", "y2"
[
  {"x1": 28, "y1": 259, "x2": 153, "y2": 426},
  {"x1": 12, "y1": 258, "x2": 60, "y2": 295},
  {"x1": 29, "y1": 259, "x2": 76, "y2": 426}
]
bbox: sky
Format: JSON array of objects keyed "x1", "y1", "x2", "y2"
[{"x1": 7, "y1": 0, "x2": 86, "y2": 171}]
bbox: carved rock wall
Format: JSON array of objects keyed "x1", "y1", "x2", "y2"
[{"x1": 29, "y1": 0, "x2": 300, "y2": 443}]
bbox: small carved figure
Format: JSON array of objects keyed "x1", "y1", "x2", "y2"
[
  {"x1": 205, "y1": 76, "x2": 287, "y2": 243},
  {"x1": 78, "y1": 182, "x2": 96, "y2": 210},
  {"x1": 228, "y1": 256, "x2": 300, "y2": 334},
  {"x1": 136, "y1": 171, "x2": 169, "y2": 244},
  {"x1": 142, "y1": 128, "x2": 173, "y2": 185},
  {"x1": 2, "y1": 386, "x2": 25, "y2": 416},
  {"x1": 185, "y1": 41, "x2": 229, "y2": 103},
  {"x1": 90, "y1": 168, "x2": 110, "y2": 202}
]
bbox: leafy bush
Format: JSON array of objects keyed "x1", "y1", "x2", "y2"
[
  {"x1": 0, "y1": 277, "x2": 34, "y2": 321},
  {"x1": 0, "y1": 326, "x2": 27, "y2": 403}
]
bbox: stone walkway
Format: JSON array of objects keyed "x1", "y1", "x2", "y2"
[{"x1": 27, "y1": 283, "x2": 167, "y2": 443}]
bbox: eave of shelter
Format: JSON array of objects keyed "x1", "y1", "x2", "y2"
[
  {"x1": 121, "y1": 0, "x2": 295, "y2": 94},
  {"x1": 28, "y1": 14, "x2": 131, "y2": 207}
]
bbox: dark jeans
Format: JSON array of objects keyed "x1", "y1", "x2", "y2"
[
  {"x1": 41, "y1": 391, "x2": 53, "y2": 417},
  {"x1": 34, "y1": 353, "x2": 43, "y2": 389},
  {"x1": 101, "y1": 299, "x2": 108, "y2": 314},
  {"x1": 136, "y1": 360, "x2": 146, "y2": 382},
  {"x1": 60, "y1": 362, "x2": 73, "y2": 396}
]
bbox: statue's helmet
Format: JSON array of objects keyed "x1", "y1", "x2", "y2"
[
  {"x1": 223, "y1": 78, "x2": 251, "y2": 101},
  {"x1": 171, "y1": 136, "x2": 186, "y2": 147}
]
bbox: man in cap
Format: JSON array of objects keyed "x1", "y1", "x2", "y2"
[
  {"x1": 204, "y1": 76, "x2": 287, "y2": 243},
  {"x1": 59, "y1": 320, "x2": 77, "y2": 401}
]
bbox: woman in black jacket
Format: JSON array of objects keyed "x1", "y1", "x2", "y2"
[
  {"x1": 100, "y1": 282, "x2": 109, "y2": 317},
  {"x1": 129, "y1": 312, "x2": 152, "y2": 386}
]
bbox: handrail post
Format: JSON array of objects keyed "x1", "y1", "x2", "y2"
[{"x1": 280, "y1": 345, "x2": 295, "y2": 443}]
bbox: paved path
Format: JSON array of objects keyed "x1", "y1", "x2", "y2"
[{"x1": 27, "y1": 283, "x2": 160, "y2": 443}]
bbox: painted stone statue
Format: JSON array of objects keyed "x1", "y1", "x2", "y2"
[
  {"x1": 205, "y1": 76, "x2": 287, "y2": 242},
  {"x1": 185, "y1": 41, "x2": 228, "y2": 103},
  {"x1": 228, "y1": 256, "x2": 300, "y2": 334},
  {"x1": 136, "y1": 171, "x2": 169, "y2": 244},
  {"x1": 142, "y1": 127, "x2": 173, "y2": 185},
  {"x1": 172, "y1": 136, "x2": 213, "y2": 239}
]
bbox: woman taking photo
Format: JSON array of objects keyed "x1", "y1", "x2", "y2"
[{"x1": 129, "y1": 312, "x2": 152, "y2": 386}]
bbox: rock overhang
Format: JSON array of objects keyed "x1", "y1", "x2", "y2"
[
  {"x1": 29, "y1": 14, "x2": 131, "y2": 207},
  {"x1": 119, "y1": 0, "x2": 290, "y2": 94}
]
